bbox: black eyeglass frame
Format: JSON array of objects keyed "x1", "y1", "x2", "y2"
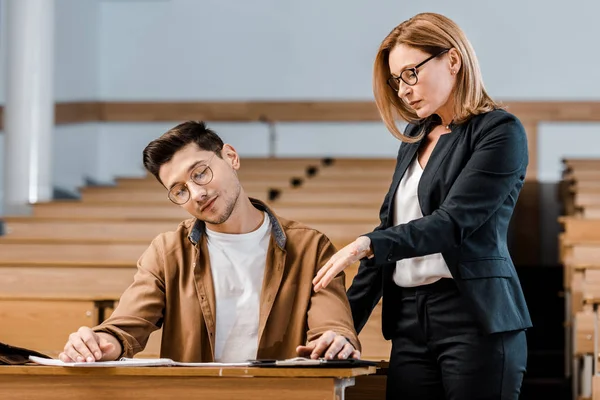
[{"x1": 387, "y1": 48, "x2": 451, "y2": 91}]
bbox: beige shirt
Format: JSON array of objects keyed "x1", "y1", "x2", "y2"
[{"x1": 94, "y1": 199, "x2": 360, "y2": 362}]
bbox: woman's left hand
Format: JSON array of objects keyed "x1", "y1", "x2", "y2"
[{"x1": 313, "y1": 236, "x2": 372, "y2": 292}]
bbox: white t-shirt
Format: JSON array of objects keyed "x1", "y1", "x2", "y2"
[
  {"x1": 393, "y1": 156, "x2": 452, "y2": 287},
  {"x1": 205, "y1": 213, "x2": 271, "y2": 362}
]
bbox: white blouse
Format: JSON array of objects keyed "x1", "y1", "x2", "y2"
[{"x1": 392, "y1": 155, "x2": 453, "y2": 287}]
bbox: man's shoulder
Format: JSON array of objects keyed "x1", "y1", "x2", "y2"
[
  {"x1": 150, "y1": 218, "x2": 196, "y2": 250},
  {"x1": 276, "y1": 216, "x2": 330, "y2": 250}
]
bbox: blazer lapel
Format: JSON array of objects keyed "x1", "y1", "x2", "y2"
[
  {"x1": 385, "y1": 141, "x2": 421, "y2": 223},
  {"x1": 417, "y1": 128, "x2": 462, "y2": 215}
]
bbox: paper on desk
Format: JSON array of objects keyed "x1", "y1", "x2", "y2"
[
  {"x1": 274, "y1": 357, "x2": 322, "y2": 366},
  {"x1": 28, "y1": 356, "x2": 250, "y2": 367}
]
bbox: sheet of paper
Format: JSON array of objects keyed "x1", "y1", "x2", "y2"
[
  {"x1": 120, "y1": 358, "x2": 250, "y2": 367},
  {"x1": 29, "y1": 356, "x2": 174, "y2": 367},
  {"x1": 275, "y1": 357, "x2": 322, "y2": 366},
  {"x1": 172, "y1": 361, "x2": 251, "y2": 367},
  {"x1": 28, "y1": 356, "x2": 251, "y2": 368}
]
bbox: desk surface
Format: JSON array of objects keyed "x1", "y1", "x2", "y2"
[
  {"x1": 0, "y1": 365, "x2": 379, "y2": 400},
  {"x1": 0, "y1": 364, "x2": 376, "y2": 378}
]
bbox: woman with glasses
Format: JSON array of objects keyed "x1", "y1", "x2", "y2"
[{"x1": 313, "y1": 12, "x2": 531, "y2": 399}]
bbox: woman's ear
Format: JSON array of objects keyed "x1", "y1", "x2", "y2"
[
  {"x1": 221, "y1": 144, "x2": 240, "y2": 170},
  {"x1": 448, "y1": 48, "x2": 462, "y2": 75}
]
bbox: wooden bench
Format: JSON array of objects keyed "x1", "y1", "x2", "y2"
[
  {"x1": 0, "y1": 242, "x2": 147, "y2": 266},
  {"x1": 0, "y1": 230, "x2": 386, "y2": 361},
  {"x1": 0, "y1": 262, "x2": 387, "y2": 361},
  {"x1": 0, "y1": 157, "x2": 396, "y2": 363},
  {"x1": 30, "y1": 201, "x2": 380, "y2": 224},
  {"x1": 0, "y1": 263, "x2": 160, "y2": 358},
  {"x1": 79, "y1": 185, "x2": 388, "y2": 207},
  {"x1": 114, "y1": 177, "x2": 304, "y2": 191},
  {"x1": 80, "y1": 187, "x2": 271, "y2": 203},
  {"x1": 0, "y1": 217, "x2": 376, "y2": 249},
  {"x1": 0, "y1": 217, "x2": 178, "y2": 243},
  {"x1": 559, "y1": 159, "x2": 600, "y2": 399}
]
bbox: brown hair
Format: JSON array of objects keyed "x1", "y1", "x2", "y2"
[
  {"x1": 373, "y1": 12, "x2": 500, "y2": 142},
  {"x1": 143, "y1": 121, "x2": 224, "y2": 184}
]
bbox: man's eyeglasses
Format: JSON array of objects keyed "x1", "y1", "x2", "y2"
[
  {"x1": 167, "y1": 154, "x2": 216, "y2": 205},
  {"x1": 387, "y1": 48, "x2": 450, "y2": 92}
]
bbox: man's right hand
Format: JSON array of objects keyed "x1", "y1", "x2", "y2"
[{"x1": 59, "y1": 327, "x2": 122, "y2": 363}]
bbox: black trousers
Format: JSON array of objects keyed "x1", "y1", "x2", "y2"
[{"x1": 386, "y1": 278, "x2": 527, "y2": 400}]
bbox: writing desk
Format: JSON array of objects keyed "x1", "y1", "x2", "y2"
[{"x1": 0, "y1": 365, "x2": 376, "y2": 400}]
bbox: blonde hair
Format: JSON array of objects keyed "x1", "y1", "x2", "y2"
[{"x1": 373, "y1": 12, "x2": 500, "y2": 142}]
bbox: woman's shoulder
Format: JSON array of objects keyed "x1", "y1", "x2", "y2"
[
  {"x1": 467, "y1": 108, "x2": 523, "y2": 131},
  {"x1": 465, "y1": 109, "x2": 527, "y2": 150}
]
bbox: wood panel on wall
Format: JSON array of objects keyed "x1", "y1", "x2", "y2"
[
  {"x1": 2, "y1": 100, "x2": 600, "y2": 181},
  {"x1": 94, "y1": 101, "x2": 600, "y2": 124},
  {"x1": 1, "y1": 100, "x2": 599, "y2": 124}
]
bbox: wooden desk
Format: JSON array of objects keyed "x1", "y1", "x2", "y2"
[
  {"x1": 594, "y1": 374, "x2": 600, "y2": 399},
  {"x1": 0, "y1": 365, "x2": 377, "y2": 400},
  {"x1": 581, "y1": 297, "x2": 600, "y2": 399}
]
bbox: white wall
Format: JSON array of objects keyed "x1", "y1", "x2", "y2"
[
  {"x1": 1, "y1": 0, "x2": 100, "y2": 212},
  {"x1": 53, "y1": 0, "x2": 101, "y2": 193},
  {"x1": 55, "y1": 0, "x2": 99, "y2": 102},
  {"x1": 96, "y1": 121, "x2": 399, "y2": 182},
  {"x1": 92, "y1": 0, "x2": 600, "y2": 185},
  {"x1": 538, "y1": 123, "x2": 600, "y2": 182},
  {"x1": 97, "y1": 122, "x2": 277, "y2": 180},
  {"x1": 53, "y1": 124, "x2": 100, "y2": 192},
  {"x1": 98, "y1": 0, "x2": 600, "y2": 101},
  {"x1": 273, "y1": 122, "x2": 400, "y2": 157},
  {"x1": 0, "y1": 133, "x2": 4, "y2": 214},
  {"x1": 2, "y1": 0, "x2": 600, "y2": 216},
  {"x1": 0, "y1": 1, "x2": 5, "y2": 213}
]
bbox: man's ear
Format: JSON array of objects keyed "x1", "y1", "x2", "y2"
[{"x1": 221, "y1": 144, "x2": 240, "y2": 170}]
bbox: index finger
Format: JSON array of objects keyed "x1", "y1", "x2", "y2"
[
  {"x1": 310, "y1": 331, "x2": 336, "y2": 359},
  {"x1": 312, "y1": 256, "x2": 335, "y2": 286},
  {"x1": 70, "y1": 336, "x2": 95, "y2": 363},
  {"x1": 315, "y1": 257, "x2": 349, "y2": 292},
  {"x1": 79, "y1": 329, "x2": 103, "y2": 360}
]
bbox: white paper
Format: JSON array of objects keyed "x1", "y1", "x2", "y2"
[
  {"x1": 28, "y1": 356, "x2": 174, "y2": 367},
  {"x1": 28, "y1": 356, "x2": 250, "y2": 368},
  {"x1": 275, "y1": 357, "x2": 322, "y2": 366}
]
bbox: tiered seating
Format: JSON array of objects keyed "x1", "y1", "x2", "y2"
[
  {"x1": 0, "y1": 157, "x2": 394, "y2": 362},
  {"x1": 270, "y1": 158, "x2": 395, "y2": 361},
  {"x1": 558, "y1": 158, "x2": 600, "y2": 399}
]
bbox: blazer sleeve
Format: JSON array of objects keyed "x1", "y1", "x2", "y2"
[
  {"x1": 346, "y1": 186, "x2": 391, "y2": 333},
  {"x1": 346, "y1": 126, "x2": 422, "y2": 333},
  {"x1": 365, "y1": 112, "x2": 528, "y2": 265},
  {"x1": 345, "y1": 146, "x2": 406, "y2": 333},
  {"x1": 306, "y1": 234, "x2": 361, "y2": 351},
  {"x1": 93, "y1": 238, "x2": 166, "y2": 358}
]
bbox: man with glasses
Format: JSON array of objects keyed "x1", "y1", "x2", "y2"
[{"x1": 59, "y1": 121, "x2": 360, "y2": 364}]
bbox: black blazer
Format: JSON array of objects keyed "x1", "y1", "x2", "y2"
[{"x1": 347, "y1": 109, "x2": 532, "y2": 337}]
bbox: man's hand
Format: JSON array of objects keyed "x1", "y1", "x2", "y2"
[
  {"x1": 59, "y1": 327, "x2": 122, "y2": 363},
  {"x1": 296, "y1": 330, "x2": 360, "y2": 360}
]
